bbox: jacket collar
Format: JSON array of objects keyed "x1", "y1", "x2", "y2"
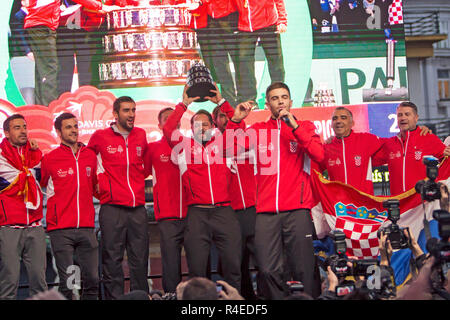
[{"x1": 334, "y1": 130, "x2": 354, "y2": 141}]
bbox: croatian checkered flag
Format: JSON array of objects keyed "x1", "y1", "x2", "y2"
[
  {"x1": 389, "y1": 0, "x2": 403, "y2": 25},
  {"x1": 310, "y1": 158, "x2": 450, "y2": 259}
]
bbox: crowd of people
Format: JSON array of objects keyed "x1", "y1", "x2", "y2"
[{"x1": 0, "y1": 79, "x2": 449, "y2": 300}]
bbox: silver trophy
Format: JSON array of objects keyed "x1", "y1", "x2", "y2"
[{"x1": 186, "y1": 63, "x2": 215, "y2": 102}]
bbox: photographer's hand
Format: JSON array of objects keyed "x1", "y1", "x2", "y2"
[
  {"x1": 438, "y1": 182, "x2": 449, "y2": 212},
  {"x1": 379, "y1": 232, "x2": 393, "y2": 266},
  {"x1": 216, "y1": 280, "x2": 244, "y2": 300},
  {"x1": 404, "y1": 228, "x2": 423, "y2": 258},
  {"x1": 326, "y1": 266, "x2": 339, "y2": 293}
]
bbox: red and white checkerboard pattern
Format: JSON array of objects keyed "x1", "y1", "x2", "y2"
[
  {"x1": 389, "y1": 0, "x2": 403, "y2": 25},
  {"x1": 334, "y1": 218, "x2": 382, "y2": 259}
]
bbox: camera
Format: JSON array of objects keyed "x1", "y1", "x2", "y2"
[
  {"x1": 326, "y1": 230, "x2": 351, "y2": 278},
  {"x1": 426, "y1": 210, "x2": 450, "y2": 283},
  {"x1": 415, "y1": 156, "x2": 441, "y2": 202},
  {"x1": 352, "y1": 259, "x2": 379, "y2": 277},
  {"x1": 377, "y1": 199, "x2": 410, "y2": 250},
  {"x1": 286, "y1": 281, "x2": 304, "y2": 294}
]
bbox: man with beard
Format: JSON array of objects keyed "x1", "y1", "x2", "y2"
[
  {"x1": 88, "y1": 96, "x2": 149, "y2": 299},
  {"x1": 162, "y1": 86, "x2": 242, "y2": 291},
  {"x1": 0, "y1": 114, "x2": 47, "y2": 299},
  {"x1": 41, "y1": 112, "x2": 99, "y2": 300}
]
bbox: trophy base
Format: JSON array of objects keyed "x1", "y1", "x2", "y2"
[{"x1": 186, "y1": 82, "x2": 216, "y2": 102}]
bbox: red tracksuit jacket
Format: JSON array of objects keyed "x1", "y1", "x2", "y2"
[
  {"x1": 41, "y1": 143, "x2": 98, "y2": 231},
  {"x1": 233, "y1": 0, "x2": 287, "y2": 32},
  {"x1": 163, "y1": 103, "x2": 232, "y2": 207},
  {"x1": 88, "y1": 125, "x2": 148, "y2": 207},
  {"x1": 145, "y1": 137, "x2": 188, "y2": 220},
  {"x1": 226, "y1": 115, "x2": 325, "y2": 213},
  {"x1": 25, "y1": 0, "x2": 102, "y2": 30},
  {"x1": 373, "y1": 127, "x2": 446, "y2": 195},
  {"x1": 190, "y1": 0, "x2": 237, "y2": 29},
  {"x1": 220, "y1": 101, "x2": 256, "y2": 211},
  {"x1": 227, "y1": 154, "x2": 257, "y2": 211},
  {"x1": 321, "y1": 131, "x2": 383, "y2": 195}
]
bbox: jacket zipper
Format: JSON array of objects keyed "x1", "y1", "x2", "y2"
[
  {"x1": 235, "y1": 161, "x2": 246, "y2": 210},
  {"x1": 342, "y1": 138, "x2": 348, "y2": 184},
  {"x1": 275, "y1": 120, "x2": 281, "y2": 214},
  {"x1": 247, "y1": 1, "x2": 253, "y2": 32},
  {"x1": 54, "y1": 204, "x2": 58, "y2": 226},
  {"x1": 398, "y1": 132, "x2": 409, "y2": 192},
  {"x1": 125, "y1": 138, "x2": 136, "y2": 207},
  {"x1": 73, "y1": 147, "x2": 81, "y2": 228},
  {"x1": 205, "y1": 146, "x2": 215, "y2": 205}
]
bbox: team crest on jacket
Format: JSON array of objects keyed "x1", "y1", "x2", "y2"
[
  {"x1": 354, "y1": 156, "x2": 362, "y2": 167},
  {"x1": 414, "y1": 151, "x2": 422, "y2": 161},
  {"x1": 86, "y1": 166, "x2": 92, "y2": 177},
  {"x1": 68, "y1": 167, "x2": 74, "y2": 175},
  {"x1": 289, "y1": 141, "x2": 298, "y2": 153},
  {"x1": 160, "y1": 154, "x2": 169, "y2": 162},
  {"x1": 57, "y1": 169, "x2": 67, "y2": 178},
  {"x1": 136, "y1": 146, "x2": 142, "y2": 157}
]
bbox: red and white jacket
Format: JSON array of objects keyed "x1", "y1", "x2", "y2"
[
  {"x1": 41, "y1": 143, "x2": 98, "y2": 231},
  {"x1": 220, "y1": 101, "x2": 256, "y2": 211},
  {"x1": 163, "y1": 103, "x2": 232, "y2": 207},
  {"x1": 206, "y1": 0, "x2": 237, "y2": 19},
  {"x1": 227, "y1": 154, "x2": 257, "y2": 211},
  {"x1": 145, "y1": 137, "x2": 187, "y2": 221},
  {"x1": 373, "y1": 127, "x2": 446, "y2": 195},
  {"x1": 24, "y1": 0, "x2": 103, "y2": 31},
  {"x1": 233, "y1": 0, "x2": 287, "y2": 32},
  {"x1": 190, "y1": 0, "x2": 237, "y2": 29},
  {"x1": 225, "y1": 113, "x2": 324, "y2": 213},
  {"x1": 321, "y1": 131, "x2": 383, "y2": 195},
  {"x1": 88, "y1": 124, "x2": 148, "y2": 207}
]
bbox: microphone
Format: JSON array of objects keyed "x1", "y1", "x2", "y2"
[{"x1": 281, "y1": 115, "x2": 290, "y2": 124}]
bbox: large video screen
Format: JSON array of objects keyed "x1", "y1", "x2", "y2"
[{"x1": 1, "y1": 0, "x2": 406, "y2": 153}]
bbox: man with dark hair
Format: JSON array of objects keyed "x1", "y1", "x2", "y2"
[
  {"x1": 88, "y1": 96, "x2": 150, "y2": 299},
  {"x1": 224, "y1": 81, "x2": 324, "y2": 299},
  {"x1": 163, "y1": 86, "x2": 242, "y2": 292},
  {"x1": 0, "y1": 114, "x2": 47, "y2": 299},
  {"x1": 374, "y1": 101, "x2": 449, "y2": 195},
  {"x1": 320, "y1": 106, "x2": 383, "y2": 195},
  {"x1": 40, "y1": 112, "x2": 99, "y2": 300},
  {"x1": 144, "y1": 107, "x2": 187, "y2": 294}
]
